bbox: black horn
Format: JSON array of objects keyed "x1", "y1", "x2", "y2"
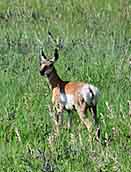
[
  {"x1": 54, "y1": 48, "x2": 59, "y2": 61},
  {"x1": 41, "y1": 49, "x2": 47, "y2": 59}
]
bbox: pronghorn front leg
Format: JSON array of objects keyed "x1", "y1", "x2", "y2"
[
  {"x1": 67, "y1": 110, "x2": 72, "y2": 129},
  {"x1": 48, "y1": 104, "x2": 58, "y2": 131},
  {"x1": 53, "y1": 103, "x2": 64, "y2": 134}
]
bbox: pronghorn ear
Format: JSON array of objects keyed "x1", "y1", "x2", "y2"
[
  {"x1": 41, "y1": 49, "x2": 47, "y2": 59},
  {"x1": 39, "y1": 49, "x2": 47, "y2": 62},
  {"x1": 51, "y1": 48, "x2": 59, "y2": 63}
]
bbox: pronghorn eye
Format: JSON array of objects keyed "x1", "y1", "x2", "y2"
[{"x1": 40, "y1": 60, "x2": 45, "y2": 65}]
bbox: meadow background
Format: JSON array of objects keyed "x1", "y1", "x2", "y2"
[{"x1": 0, "y1": 0, "x2": 131, "y2": 171}]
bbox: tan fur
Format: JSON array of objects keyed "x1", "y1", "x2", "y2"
[{"x1": 52, "y1": 82, "x2": 84, "y2": 104}]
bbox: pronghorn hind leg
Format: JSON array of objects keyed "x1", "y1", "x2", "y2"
[
  {"x1": 76, "y1": 97, "x2": 92, "y2": 132},
  {"x1": 90, "y1": 105, "x2": 97, "y2": 125},
  {"x1": 78, "y1": 111, "x2": 92, "y2": 132},
  {"x1": 90, "y1": 105, "x2": 100, "y2": 140}
]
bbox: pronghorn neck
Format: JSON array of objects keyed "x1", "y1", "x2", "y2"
[{"x1": 47, "y1": 67, "x2": 63, "y2": 89}]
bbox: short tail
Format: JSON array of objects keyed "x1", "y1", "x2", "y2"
[{"x1": 89, "y1": 84, "x2": 100, "y2": 105}]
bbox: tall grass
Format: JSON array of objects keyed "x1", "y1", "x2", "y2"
[{"x1": 0, "y1": 0, "x2": 131, "y2": 171}]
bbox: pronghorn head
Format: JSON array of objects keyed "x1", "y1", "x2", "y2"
[{"x1": 39, "y1": 48, "x2": 59, "y2": 76}]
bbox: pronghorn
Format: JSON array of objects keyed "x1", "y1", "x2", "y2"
[{"x1": 39, "y1": 48, "x2": 100, "y2": 135}]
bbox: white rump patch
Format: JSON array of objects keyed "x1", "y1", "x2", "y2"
[{"x1": 80, "y1": 84, "x2": 100, "y2": 106}]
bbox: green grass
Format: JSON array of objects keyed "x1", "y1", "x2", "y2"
[{"x1": 0, "y1": 0, "x2": 131, "y2": 171}]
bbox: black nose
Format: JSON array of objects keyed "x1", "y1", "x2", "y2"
[{"x1": 40, "y1": 69, "x2": 45, "y2": 76}]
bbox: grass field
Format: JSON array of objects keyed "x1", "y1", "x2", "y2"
[{"x1": 0, "y1": 0, "x2": 131, "y2": 171}]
